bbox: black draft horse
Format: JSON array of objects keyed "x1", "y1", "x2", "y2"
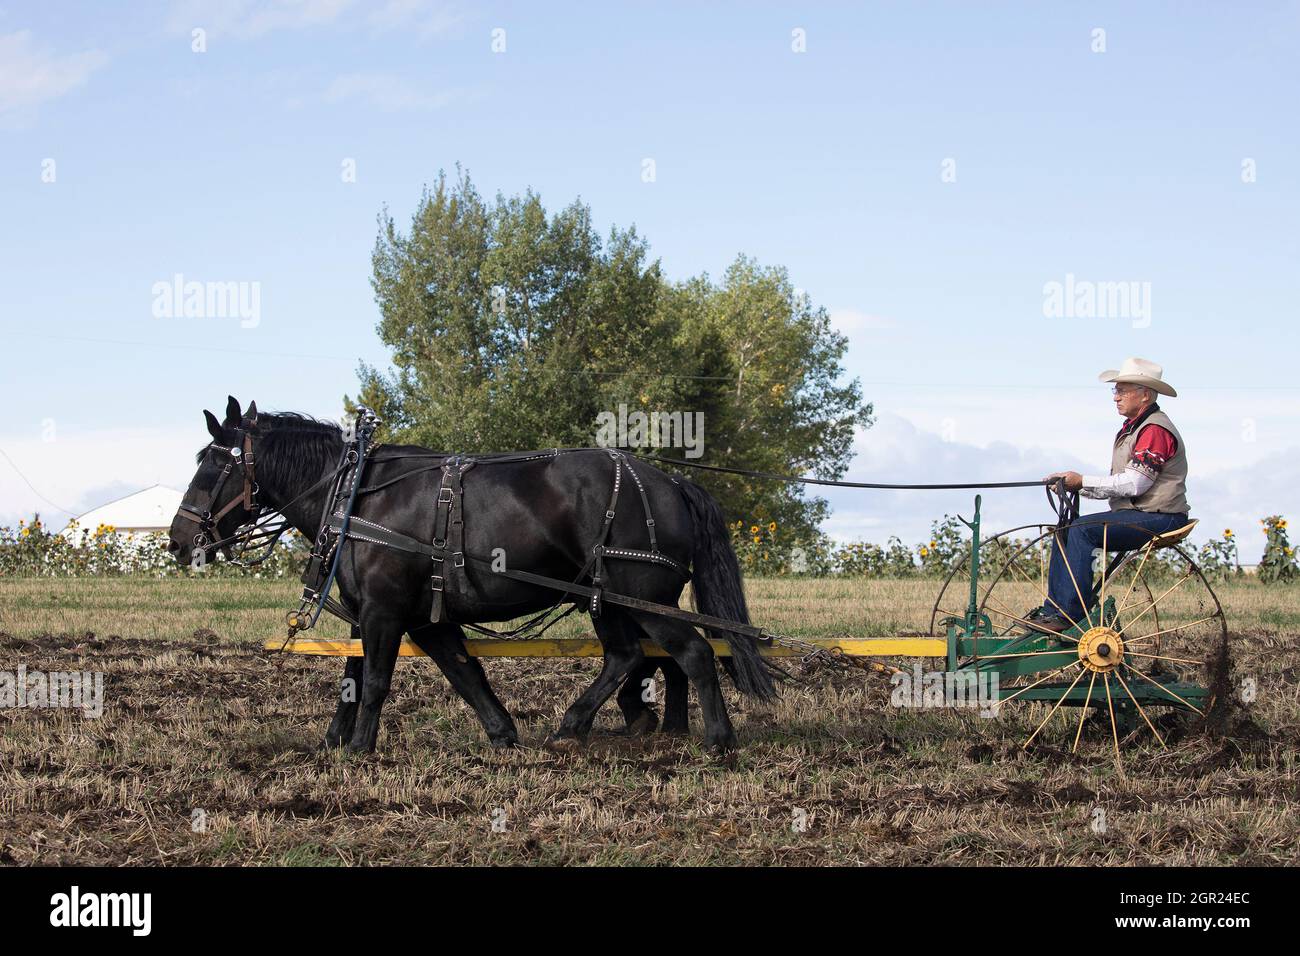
[{"x1": 167, "y1": 399, "x2": 774, "y2": 753}]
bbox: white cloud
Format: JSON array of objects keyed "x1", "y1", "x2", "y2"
[
  {"x1": 167, "y1": 0, "x2": 355, "y2": 40},
  {"x1": 828, "y1": 308, "x2": 897, "y2": 336},
  {"x1": 863, "y1": 386, "x2": 1297, "y2": 476},
  {"x1": 325, "y1": 72, "x2": 457, "y2": 112},
  {"x1": 366, "y1": 0, "x2": 466, "y2": 38},
  {"x1": 1195, "y1": 446, "x2": 1300, "y2": 563},
  {"x1": 819, "y1": 412, "x2": 1082, "y2": 547},
  {"x1": 818, "y1": 412, "x2": 1300, "y2": 566},
  {"x1": 0, "y1": 426, "x2": 200, "y2": 530},
  {"x1": 3, "y1": 412, "x2": 1294, "y2": 575},
  {"x1": 0, "y1": 31, "x2": 108, "y2": 117},
  {"x1": 167, "y1": 0, "x2": 462, "y2": 40}
]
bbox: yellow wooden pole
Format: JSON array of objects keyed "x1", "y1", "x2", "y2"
[{"x1": 264, "y1": 636, "x2": 945, "y2": 659}]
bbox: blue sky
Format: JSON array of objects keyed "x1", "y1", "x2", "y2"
[{"x1": 1, "y1": 1, "x2": 1298, "y2": 560}]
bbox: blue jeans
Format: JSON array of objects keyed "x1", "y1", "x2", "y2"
[{"x1": 1043, "y1": 509, "x2": 1188, "y2": 623}]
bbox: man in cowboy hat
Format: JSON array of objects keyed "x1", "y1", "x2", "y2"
[{"x1": 1031, "y1": 358, "x2": 1190, "y2": 633}]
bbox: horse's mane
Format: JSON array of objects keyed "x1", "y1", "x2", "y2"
[
  {"x1": 194, "y1": 411, "x2": 343, "y2": 492},
  {"x1": 256, "y1": 412, "x2": 344, "y2": 492}
]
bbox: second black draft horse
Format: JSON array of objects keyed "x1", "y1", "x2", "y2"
[{"x1": 167, "y1": 399, "x2": 775, "y2": 754}]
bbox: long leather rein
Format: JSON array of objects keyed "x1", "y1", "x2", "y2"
[{"x1": 183, "y1": 411, "x2": 1066, "y2": 646}]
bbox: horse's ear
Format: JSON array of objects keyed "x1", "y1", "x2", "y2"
[
  {"x1": 204, "y1": 410, "x2": 222, "y2": 440},
  {"x1": 243, "y1": 400, "x2": 258, "y2": 429},
  {"x1": 225, "y1": 396, "x2": 242, "y2": 426}
]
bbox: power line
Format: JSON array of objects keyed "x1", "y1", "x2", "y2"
[
  {"x1": 11, "y1": 333, "x2": 736, "y2": 380},
  {"x1": 0, "y1": 446, "x2": 78, "y2": 517},
  {"x1": 13, "y1": 332, "x2": 359, "y2": 364},
  {"x1": 14, "y1": 332, "x2": 1297, "y2": 390}
]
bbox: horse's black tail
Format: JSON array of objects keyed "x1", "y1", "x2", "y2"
[{"x1": 678, "y1": 478, "x2": 777, "y2": 702}]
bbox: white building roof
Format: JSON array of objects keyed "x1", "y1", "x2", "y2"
[{"x1": 64, "y1": 485, "x2": 184, "y2": 535}]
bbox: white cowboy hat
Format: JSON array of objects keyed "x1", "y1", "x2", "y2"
[{"x1": 1098, "y1": 357, "x2": 1177, "y2": 397}]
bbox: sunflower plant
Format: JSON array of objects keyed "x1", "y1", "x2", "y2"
[
  {"x1": 0, "y1": 514, "x2": 309, "y2": 579},
  {"x1": 918, "y1": 515, "x2": 968, "y2": 577},
  {"x1": 1196, "y1": 529, "x2": 1241, "y2": 582},
  {"x1": 1258, "y1": 516, "x2": 1298, "y2": 584}
]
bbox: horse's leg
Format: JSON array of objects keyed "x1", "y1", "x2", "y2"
[
  {"x1": 616, "y1": 658, "x2": 690, "y2": 735},
  {"x1": 550, "y1": 610, "x2": 645, "y2": 746},
  {"x1": 408, "y1": 622, "x2": 518, "y2": 748},
  {"x1": 660, "y1": 659, "x2": 690, "y2": 735},
  {"x1": 322, "y1": 633, "x2": 364, "y2": 748},
  {"x1": 616, "y1": 659, "x2": 661, "y2": 736},
  {"x1": 631, "y1": 613, "x2": 736, "y2": 753},
  {"x1": 346, "y1": 606, "x2": 405, "y2": 753}
]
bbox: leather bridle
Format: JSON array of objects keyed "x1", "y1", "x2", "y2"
[{"x1": 174, "y1": 427, "x2": 260, "y2": 553}]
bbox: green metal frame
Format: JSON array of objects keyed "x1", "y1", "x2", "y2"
[{"x1": 937, "y1": 495, "x2": 1211, "y2": 720}]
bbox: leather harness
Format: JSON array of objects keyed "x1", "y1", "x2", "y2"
[
  {"x1": 429, "y1": 455, "x2": 473, "y2": 623},
  {"x1": 275, "y1": 410, "x2": 700, "y2": 640},
  {"x1": 188, "y1": 409, "x2": 766, "y2": 646},
  {"x1": 190, "y1": 407, "x2": 1049, "y2": 650},
  {"x1": 318, "y1": 447, "x2": 689, "y2": 627}
]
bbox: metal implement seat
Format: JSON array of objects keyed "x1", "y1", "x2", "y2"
[{"x1": 1143, "y1": 518, "x2": 1198, "y2": 550}]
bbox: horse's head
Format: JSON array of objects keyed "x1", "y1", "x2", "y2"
[{"x1": 167, "y1": 396, "x2": 262, "y2": 567}]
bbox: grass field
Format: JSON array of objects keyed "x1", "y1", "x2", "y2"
[{"x1": 1, "y1": 574, "x2": 1297, "y2": 865}]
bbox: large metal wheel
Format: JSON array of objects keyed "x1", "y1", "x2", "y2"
[
  {"x1": 940, "y1": 521, "x2": 1230, "y2": 764},
  {"x1": 928, "y1": 523, "x2": 1055, "y2": 638}
]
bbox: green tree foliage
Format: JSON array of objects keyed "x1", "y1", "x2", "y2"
[{"x1": 350, "y1": 169, "x2": 872, "y2": 538}]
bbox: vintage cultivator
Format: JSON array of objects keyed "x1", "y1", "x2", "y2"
[{"x1": 926, "y1": 495, "x2": 1227, "y2": 759}]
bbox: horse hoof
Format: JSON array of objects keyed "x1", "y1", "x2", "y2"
[
  {"x1": 545, "y1": 734, "x2": 582, "y2": 753},
  {"x1": 489, "y1": 735, "x2": 518, "y2": 749},
  {"x1": 705, "y1": 735, "x2": 738, "y2": 756},
  {"x1": 626, "y1": 711, "x2": 659, "y2": 737}
]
